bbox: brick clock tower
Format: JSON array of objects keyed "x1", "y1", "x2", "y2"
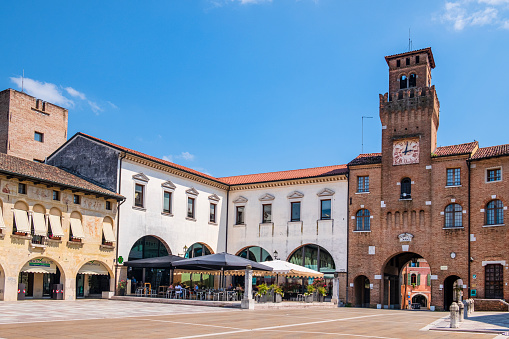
[{"x1": 348, "y1": 48, "x2": 470, "y2": 311}]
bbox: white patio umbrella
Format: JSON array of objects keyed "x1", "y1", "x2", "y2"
[{"x1": 257, "y1": 260, "x2": 324, "y2": 278}]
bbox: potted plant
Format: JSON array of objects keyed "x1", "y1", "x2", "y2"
[
  {"x1": 304, "y1": 284, "x2": 315, "y2": 303},
  {"x1": 255, "y1": 283, "x2": 270, "y2": 303},
  {"x1": 117, "y1": 280, "x2": 127, "y2": 296},
  {"x1": 270, "y1": 284, "x2": 284, "y2": 303},
  {"x1": 316, "y1": 286, "x2": 327, "y2": 302}
]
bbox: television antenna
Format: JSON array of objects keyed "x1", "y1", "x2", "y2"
[{"x1": 408, "y1": 28, "x2": 413, "y2": 52}]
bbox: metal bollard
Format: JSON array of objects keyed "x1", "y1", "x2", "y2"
[
  {"x1": 459, "y1": 301, "x2": 465, "y2": 322},
  {"x1": 450, "y1": 302, "x2": 460, "y2": 328}
]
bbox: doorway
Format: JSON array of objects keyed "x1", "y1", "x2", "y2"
[{"x1": 354, "y1": 275, "x2": 370, "y2": 307}]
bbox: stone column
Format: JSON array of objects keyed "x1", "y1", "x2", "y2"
[
  {"x1": 64, "y1": 276, "x2": 76, "y2": 301},
  {"x1": 332, "y1": 276, "x2": 340, "y2": 305},
  {"x1": 450, "y1": 302, "x2": 459, "y2": 328},
  {"x1": 241, "y1": 265, "x2": 254, "y2": 310},
  {"x1": 3, "y1": 275, "x2": 19, "y2": 301}
]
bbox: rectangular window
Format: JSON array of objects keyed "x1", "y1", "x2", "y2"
[
  {"x1": 406, "y1": 57, "x2": 410, "y2": 65},
  {"x1": 236, "y1": 206, "x2": 245, "y2": 224},
  {"x1": 487, "y1": 168, "x2": 502, "y2": 182},
  {"x1": 262, "y1": 204, "x2": 272, "y2": 223},
  {"x1": 397, "y1": 60, "x2": 401, "y2": 67},
  {"x1": 18, "y1": 183, "x2": 27, "y2": 194},
  {"x1": 291, "y1": 202, "x2": 301, "y2": 222},
  {"x1": 210, "y1": 203, "x2": 216, "y2": 223},
  {"x1": 357, "y1": 176, "x2": 369, "y2": 193},
  {"x1": 446, "y1": 168, "x2": 461, "y2": 186},
  {"x1": 321, "y1": 199, "x2": 331, "y2": 220},
  {"x1": 106, "y1": 201, "x2": 112, "y2": 210},
  {"x1": 134, "y1": 184, "x2": 144, "y2": 207},
  {"x1": 163, "y1": 191, "x2": 171, "y2": 213},
  {"x1": 52, "y1": 190, "x2": 60, "y2": 201},
  {"x1": 34, "y1": 132, "x2": 44, "y2": 143},
  {"x1": 415, "y1": 55, "x2": 420, "y2": 64},
  {"x1": 73, "y1": 195, "x2": 80, "y2": 204},
  {"x1": 187, "y1": 197, "x2": 195, "y2": 219}
]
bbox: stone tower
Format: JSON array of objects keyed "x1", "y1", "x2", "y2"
[{"x1": 0, "y1": 89, "x2": 68, "y2": 162}]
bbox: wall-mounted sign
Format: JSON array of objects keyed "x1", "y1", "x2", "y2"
[
  {"x1": 471, "y1": 289, "x2": 477, "y2": 297},
  {"x1": 473, "y1": 274, "x2": 477, "y2": 279},
  {"x1": 440, "y1": 266, "x2": 448, "y2": 270},
  {"x1": 398, "y1": 233, "x2": 414, "y2": 242}
]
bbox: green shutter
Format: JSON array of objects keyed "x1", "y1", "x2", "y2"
[
  {"x1": 427, "y1": 274, "x2": 431, "y2": 286},
  {"x1": 407, "y1": 273, "x2": 411, "y2": 285},
  {"x1": 417, "y1": 274, "x2": 421, "y2": 286}
]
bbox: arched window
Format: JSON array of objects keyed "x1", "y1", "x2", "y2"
[
  {"x1": 445, "y1": 204, "x2": 463, "y2": 228},
  {"x1": 486, "y1": 200, "x2": 504, "y2": 225},
  {"x1": 409, "y1": 73, "x2": 417, "y2": 87},
  {"x1": 288, "y1": 244, "x2": 336, "y2": 277},
  {"x1": 128, "y1": 236, "x2": 169, "y2": 261},
  {"x1": 356, "y1": 209, "x2": 370, "y2": 231},
  {"x1": 400, "y1": 178, "x2": 411, "y2": 199},
  {"x1": 185, "y1": 242, "x2": 212, "y2": 258},
  {"x1": 237, "y1": 246, "x2": 273, "y2": 262},
  {"x1": 400, "y1": 75, "x2": 408, "y2": 89}
]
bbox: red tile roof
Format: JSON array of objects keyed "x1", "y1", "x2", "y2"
[
  {"x1": 77, "y1": 133, "x2": 224, "y2": 184},
  {"x1": 433, "y1": 141, "x2": 478, "y2": 157},
  {"x1": 0, "y1": 153, "x2": 122, "y2": 199},
  {"x1": 219, "y1": 165, "x2": 348, "y2": 185},
  {"x1": 471, "y1": 144, "x2": 509, "y2": 160},
  {"x1": 348, "y1": 153, "x2": 382, "y2": 166}
]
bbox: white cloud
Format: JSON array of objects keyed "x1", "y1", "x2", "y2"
[
  {"x1": 107, "y1": 101, "x2": 118, "y2": 109},
  {"x1": 178, "y1": 151, "x2": 195, "y2": 161},
  {"x1": 441, "y1": 0, "x2": 509, "y2": 30},
  {"x1": 65, "y1": 87, "x2": 86, "y2": 100},
  {"x1": 10, "y1": 77, "x2": 74, "y2": 107},
  {"x1": 88, "y1": 101, "x2": 103, "y2": 114},
  {"x1": 162, "y1": 155, "x2": 173, "y2": 162},
  {"x1": 239, "y1": 0, "x2": 271, "y2": 4}
]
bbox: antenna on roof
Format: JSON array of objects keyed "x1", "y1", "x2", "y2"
[
  {"x1": 408, "y1": 28, "x2": 413, "y2": 52},
  {"x1": 22, "y1": 69, "x2": 24, "y2": 92}
]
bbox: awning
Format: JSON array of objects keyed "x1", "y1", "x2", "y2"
[
  {"x1": 32, "y1": 212, "x2": 47, "y2": 236},
  {"x1": 13, "y1": 209, "x2": 30, "y2": 233},
  {"x1": 69, "y1": 218, "x2": 85, "y2": 239},
  {"x1": 48, "y1": 215, "x2": 65, "y2": 237},
  {"x1": 257, "y1": 260, "x2": 324, "y2": 278},
  {"x1": 0, "y1": 206, "x2": 5, "y2": 229},
  {"x1": 21, "y1": 259, "x2": 57, "y2": 274},
  {"x1": 102, "y1": 219, "x2": 115, "y2": 243},
  {"x1": 78, "y1": 261, "x2": 109, "y2": 276}
]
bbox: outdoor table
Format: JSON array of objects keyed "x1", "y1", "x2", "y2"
[
  {"x1": 213, "y1": 291, "x2": 224, "y2": 301},
  {"x1": 158, "y1": 285, "x2": 168, "y2": 297},
  {"x1": 166, "y1": 289, "x2": 175, "y2": 299},
  {"x1": 226, "y1": 291, "x2": 237, "y2": 301},
  {"x1": 196, "y1": 290, "x2": 206, "y2": 300}
]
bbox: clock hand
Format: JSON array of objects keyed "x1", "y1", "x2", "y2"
[{"x1": 403, "y1": 142, "x2": 409, "y2": 155}]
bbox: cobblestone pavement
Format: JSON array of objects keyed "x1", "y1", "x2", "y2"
[{"x1": 0, "y1": 300, "x2": 502, "y2": 338}]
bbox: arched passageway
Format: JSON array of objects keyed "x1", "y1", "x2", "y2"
[
  {"x1": 382, "y1": 252, "x2": 432, "y2": 310},
  {"x1": 354, "y1": 275, "x2": 370, "y2": 307},
  {"x1": 444, "y1": 275, "x2": 462, "y2": 311},
  {"x1": 76, "y1": 261, "x2": 112, "y2": 298},
  {"x1": 412, "y1": 294, "x2": 428, "y2": 308}
]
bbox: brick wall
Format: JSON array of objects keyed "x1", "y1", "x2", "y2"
[{"x1": 0, "y1": 89, "x2": 68, "y2": 161}]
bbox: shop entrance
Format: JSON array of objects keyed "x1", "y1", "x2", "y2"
[
  {"x1": 76, "y1": 261, "x2": 112, "y2": 298},
  {"x1": 18, "y1": 258, "x2": 62, "y2": 299}
]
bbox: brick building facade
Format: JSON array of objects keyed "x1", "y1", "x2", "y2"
[
  {"x1": 347, "y1": 47, "x2": 509, "y2": 310},
  {"x1": 0, "y1": 89, "x2": 68, "y2": 162}
]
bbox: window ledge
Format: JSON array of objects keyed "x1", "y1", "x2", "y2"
[
  {"x1": 445, "y1": 185, "x2": 462, "y2": 188},
  {"x1": 353, "y1": 230, "x2": 371, "y2": 233},
  {"x1": 318, "y1": 219, "x2": 333, "y2": 222},
  {"x1": 100, "y1": 244, "x2": 115, "y2": 250},
  {"x1": 132, "y1": 206, "x2": 146, "y2": 212},
  {"x1": 208, "y1": 222, "x2": 218, "y2": 226},
  {"x1": 288, "y1": 220, "x2": 302, "y2": 223},
  {"x1": 483, "y1": 224, "x2": 505, "y2": 228},
  {"x1": 30, "y1": 243, "x2": 47, "y2": 249},
  {"x1": 234, "y1": 223, "x2": 245, "y2": 227},
  {"x1": 399, "y1": 198, "x2": 412, "y2": 201},
  {"x1": 67, "y1": 240, "x2": 84, "y2": 247},
  {"x1": 443, "y1": 227, "x2": 464, "y2": 230},
  {"x1": 259, "y1": 222, "x2": 273, "y2": 227},
  {"x1": 161, "y1": 212, "x2": 173, "y2": 217},
  {"x1": 355, "y1": 191, "x2": 370, "y2": 194},
  {"x1": 186, "y1": 217, "x2": 197, "y2": 222},
  {"x1": 486, "y1": 180, "x2": 502, "y2": 183}
]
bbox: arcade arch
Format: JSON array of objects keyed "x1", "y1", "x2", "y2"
[
  {"x1": 76, "y1": 260, "x2": 113, "y2": 298},
  {"x1": 17, "y1": 256, "x2": 65, "y2": 299}
]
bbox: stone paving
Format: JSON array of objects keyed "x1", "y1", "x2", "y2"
[
  {"x1": 0, "y1": 300, "x2": 504, "y2": 338},
  {"x1": 426, "y1": 311, "x2": 509, "y2": 337}
]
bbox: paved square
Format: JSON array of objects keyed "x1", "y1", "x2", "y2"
[{"x1": 0, "y1": 300, "x2": 502, "y2": 338}]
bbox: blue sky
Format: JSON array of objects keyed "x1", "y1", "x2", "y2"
[{"x1": 1, "y1": 1, "x2": 508, "y2": 177}]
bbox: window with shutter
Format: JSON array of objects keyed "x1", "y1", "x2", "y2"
[
  {"x1": 427, "y1": 274, "x2": 431, "y2": 286},
  {"x1": 417, "y1": 274, "x2": 421, "y2": 286}
]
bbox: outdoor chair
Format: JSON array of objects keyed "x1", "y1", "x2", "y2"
[{"x1": 135, "y1": 287, "x2": 144, "y2": 297}]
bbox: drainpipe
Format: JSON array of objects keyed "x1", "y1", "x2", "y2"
[
  {"x1": 114, "y1": 152, "x2": 127, "y2": 295},
  {"x1": 345, "y1": 171, "x2": 350, "y2": 305},
  {"x1": 467, "y1": 159, "x2": 471, "y2": 299},
  {"x1": 225, "y1": 188, "x2": 229, "y2": 253}
]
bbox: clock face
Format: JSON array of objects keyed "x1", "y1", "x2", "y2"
[{"x1": 393, "y1": 138, "x2": 419, "y2": 165}]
